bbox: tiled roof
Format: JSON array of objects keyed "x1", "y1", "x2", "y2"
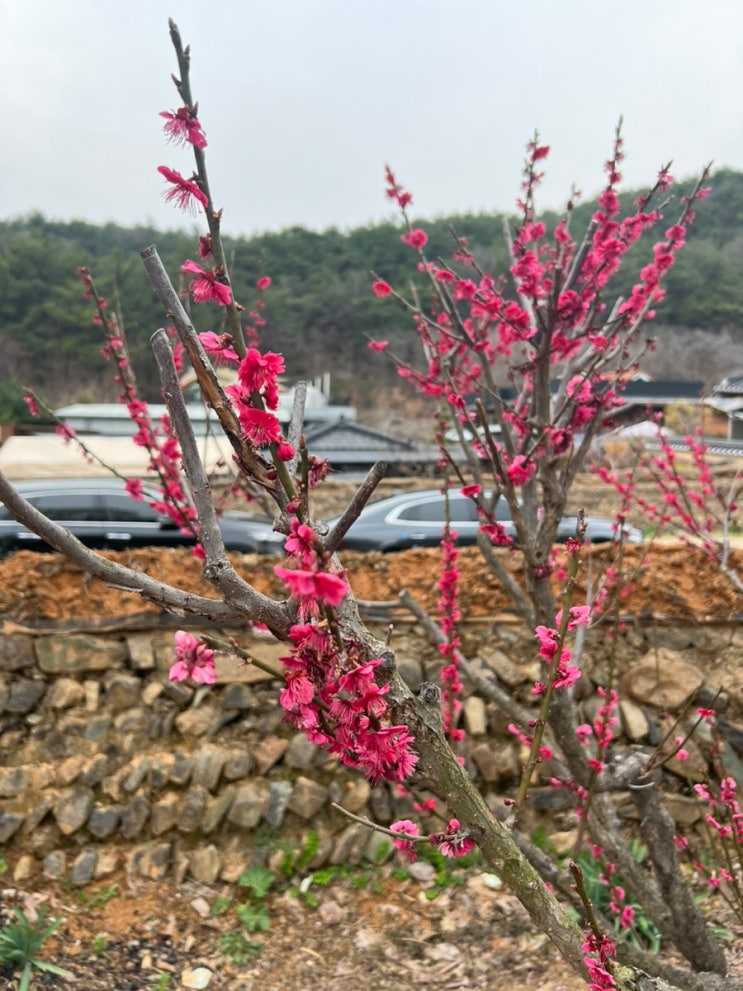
[{"x1": 713, "y1": 373, "x2": 743, "y2": 396}]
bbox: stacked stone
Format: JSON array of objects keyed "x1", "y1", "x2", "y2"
[{"x1": 0, "y1": 618, "x2": 741, "y2": 890}]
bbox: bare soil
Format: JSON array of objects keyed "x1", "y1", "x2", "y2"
[
  {"x1": 1, "y1": 541, "x2": 740, "y2": 628},
  {"x1": 1, "y1": 871, "x2": 593, "y2": 991}
]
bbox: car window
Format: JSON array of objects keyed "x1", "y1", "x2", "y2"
[
  {"x1": 28, "y1": 493, "x2": 101, "y2": 522},
  {"x1": 103, "y1": 494, "x2": 163, "y2": 523},
  {"x1": 397, "y1": 497, "x2": 477, "y2": 524},
  {"x1": 494, "y1": 498, "x2": 513, "y2": 522}
]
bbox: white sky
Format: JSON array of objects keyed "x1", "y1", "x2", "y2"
[{"x1": 1, "y1": 0, "x2": 741, "y2": 236}]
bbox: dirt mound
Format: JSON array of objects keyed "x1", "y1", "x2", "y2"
[{"x1": 0, "y1": 543, "x2": 740, "y2": 625}]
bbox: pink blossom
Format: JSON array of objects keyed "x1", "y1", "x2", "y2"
[
  {"x1": 555, "y1": 605, "x2": 591, "y2": 630},
  {"x1": 199, "y1": 331, "x2": 239, "y2": 363},
  {"x1": 373, "y1": 280, "x2": 392, "y2": 297},
  {"x1": 157, "y1": 166, "x2": 209, "y2": 214},
  {"x1": 453, "y1": 278, "x2": 477, "y2": 300},
  {"x1": 276, "y1": 441, "x2": 295, "y2": 461},
  {"x1": 160, "y1": 107, "x2": 207, "y2": 149},
  {"x1": 56, "y1": 423, "x2": 76, "y2": 443},
  {"x1": 506, "y1": 454, "x2": 534, "y2": 486},
  {"x1": 390, "y1": 819, "x2": 420, "y2": 861},
  {"x1": 23, "y1": 392, "x2": 40, "y2": 418},
  {"x1": 368, "y1": 340, "x2": 389, "y2": 352},
  {"x1": 534, "y1": 625, "x2": 560, "y2": 660},
  {"x1": 274, "y1": 565, "x2": 349, "y2": 607},
  {"x1": 237, "y1": 406, "x2": 283, "y2": 446},
  {"x1": 576, "y1": 723, "x2": 593, "y2": 744},
  {"x1": 284, "y1": 519, "x2": 317, "y2": 567},
  {"x1": 553, "y1": 662, "x2": 580, "y2": 690},
  {"x1": 169, "y1": 630, "x2": 216, "y2": 685},
  {"x1": 237, "y1": 349, "x2": 285, "y2": 406},
  {"x1": 125, "y1": 478, "x2": 144, "y2": 501},
  {"x1": 567, "y1": 375, "x2": 592, "y2": 404},
  {"x1": 384, "y1": 166, "x2": 413, "y2": 209},
  {"x1": 401, "y1": 228, "x2": 428, "y2": 250},
  {"x1": 435, "y1": 819, "x2": 475, "y2": 858},
  {"x1": 181, "y1": 259, "x2": 232, "y2": 305},
  {"x1": 256, "y1": 275, "x2": 272, "y2": 290},
  {"x1": 279, "y1": 674, "x2": 315, "y2": 711}
]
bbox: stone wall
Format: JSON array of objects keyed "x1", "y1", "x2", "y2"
[{"x1": 0, "y1": 612, "x2": 740, "y2": 889}]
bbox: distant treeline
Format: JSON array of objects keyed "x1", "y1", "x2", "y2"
[{"x1": 0, "y1": 169, "x2": 741, "y2": 414}]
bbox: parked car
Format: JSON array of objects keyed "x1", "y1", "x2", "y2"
[
  {"x1": 252, "y1": 488, "x2": 643, "y2": 554},
  {"x1": 0, "y1": 478, "x2": 263, "y2": 556}
]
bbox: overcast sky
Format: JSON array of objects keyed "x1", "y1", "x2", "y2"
[{"x1": 1, "y1": 0, "x2": 742, "y2": 236}]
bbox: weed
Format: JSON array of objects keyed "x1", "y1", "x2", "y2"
[
  {"x1": 0, "y1": 905, "x2": 73, "y2": 991},
  {"x1": 219, "y1": 930, "x2": 264, "y2": 963},
  {"x1": 0, "y1": 852, "x2": 8, "y2": 877},
  {"x1": 236, "y1": 901, "x2": 271, "y2": 933},
  {"x1": 307, "y1": 867, "x2": 337, "y2": 887},
  {"x1": 573, "y1": 843, "x2": 662, "y2": 953},
  {"x1": 278, "y1": 830, "x2": 323, "y2": 878},
  {"x1": 237, "y1": 866, "x2": 275, "y2": 900},
  {"x1": 299, "y1": 888, "x2": 320, "y2": 909},
  {"x1": 531, "y1": 825, "x2": 558, "y2": 857},
  {"x1": 92, "y1": 932, "x2": 109, "y2": 955},
  {"x1": 372, "y1": 839, "x2": 392, "y2": 865},
  {"x1": 79, "y1": 884, "x2": 119, "y2": 909},
  {"x1": 148, "y1": 973, "x2": 173, "y2": 990},
  {"x1": 210, "y1": 896, "x2": 232, "y2": 917},
  {"x1": 297, "y1": 830, "x2": 321, "y2": 870},
  {"x1": 416, "y1": 844, "x2": 482, "y2": 897}
]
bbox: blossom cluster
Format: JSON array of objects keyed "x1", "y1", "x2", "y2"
[
  {"x1": 169, "y1": 630, "x2": 215, "y2": 685},
  {"x1": 277, "y1": 622, "x2": 418, "y2": 784},
  {"x1": 595, "y1": 424, "x2": 741, "y2": 567},
  {"x1": 157, "y1": 99, "x2": 236, "y2": 308},
  {"x1": 574, "y1": 686, "x2": 619, "y2": 780},
  {"x1": 76, "y1": 268, "x2": 202, "y2": 555},
  {"x1": 370, "y1": 146, "x2": 711, "y2": 555},
  {"x1": 685, "y1": 775, "x2": 743, "y2": 890},
  {"x1": 269, "y1": 521, "x2": 418, "y2": 784},
  {"x1": 581, "y1": 927, "x2": 617, "y2": 991},
  {"x1": 437, "y1": 524, "x2": 464, "y2": 742},
  {"x1": 389, "y1": 817, "x2": 475, "y2": 862},
  {"x1": 199, "y1": 331, "x2": 296, "y2": 457},
  {"x1": 531, "y1": 612, "x2": 587, "y2": 697}
]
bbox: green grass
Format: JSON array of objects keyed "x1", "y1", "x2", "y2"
[{"x1": 0, "y1": 906, "x2": 73, "y2": 991}]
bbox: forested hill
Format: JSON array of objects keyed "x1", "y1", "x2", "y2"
[{"x1": 0, "y1": 169, "x2": 742, "y2": 412}]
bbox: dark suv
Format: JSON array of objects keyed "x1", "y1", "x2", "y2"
[
  {"x1": 252, "y1": 488, "x2": 644, "y2": 554},
  {"x1": 0, "y1": 478, "x2": 261, "y2": 555}
]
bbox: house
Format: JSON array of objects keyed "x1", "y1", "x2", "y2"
[
  {"x1": 705, "y1": 373, "x2": 743, "y2": 440},
  {"x1": 499, "y1": 378, "x2": 705, "y2": 431}
]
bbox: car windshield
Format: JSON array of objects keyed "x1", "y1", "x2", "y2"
[{"x1": 347, "y1": 490, "x2": 513, "y2": 522}]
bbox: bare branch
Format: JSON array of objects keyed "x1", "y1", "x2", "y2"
[
  {"x1": 631, "y1": 777, "x2": 727, "y2": 975},
  {"x1": 152, "y1": 328, "x2": 285, "y2": 620},
  {"x1": 323, "y1": 461, "x2": 388, "y2": 554},
  {"x1": 286, "y1": 380, "x2": 307, "y2": 477}
]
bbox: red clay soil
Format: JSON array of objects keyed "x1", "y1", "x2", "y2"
[{"x1": 0, "y1": 542, "x2": 740, "y2": 626}]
